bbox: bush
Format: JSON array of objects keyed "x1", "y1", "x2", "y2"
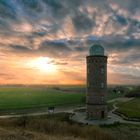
[{"x1": 125, "y1": 86, "x2": 140, "y2": 97}]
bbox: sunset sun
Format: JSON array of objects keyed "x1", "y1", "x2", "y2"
[{"x1": 28, "y1": 57, "x2": 57, "y2": 73}]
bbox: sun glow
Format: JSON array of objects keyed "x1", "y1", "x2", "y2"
[{"x1": 28, "y1": 57, "x2": 57, "y2": 73}]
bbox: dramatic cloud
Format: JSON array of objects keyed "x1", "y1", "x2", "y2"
[
  {"x1": 0, "y1": 0, "x2": 139, "y2": 85},
  {"x1": 71, "y1": 11, "x2": 95, "y2": 33}
]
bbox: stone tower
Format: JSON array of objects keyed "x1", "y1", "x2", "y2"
[{"x1": 86, "y1": 44, "x2": 108, "y2": 119}]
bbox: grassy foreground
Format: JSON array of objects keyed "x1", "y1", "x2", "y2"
[
  {"x1": 0, "y1": 113, "x2": 116, "y2": 140},
  {"x1": 0, "y1": 113, "x2": 139, "y2": 140},
  {"x1": 116, "y1": 98, "x2": 140, "y2": 118}
]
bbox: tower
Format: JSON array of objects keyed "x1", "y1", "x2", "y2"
[{"x1": 86, "y1": 44, "x2": 108, "y2": 119}]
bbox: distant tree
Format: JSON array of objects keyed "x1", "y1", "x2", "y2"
[
  {"x1": 125, "y1": 86, "x2": 140, "y2": 97},
  {"x1": 53, "y1": 87, "x2": 61, "y2": 90},
  {"x1": 113, "y1": 89, "x2": 117, "y2": 94}
]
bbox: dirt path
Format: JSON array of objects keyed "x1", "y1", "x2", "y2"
[{"x1": 0, "y1": 105, "x2": 83, "y2": 119}]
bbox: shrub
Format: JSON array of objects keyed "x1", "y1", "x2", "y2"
[{"x1": 125, "y1": 86, "x2": 140, "y2": 97}]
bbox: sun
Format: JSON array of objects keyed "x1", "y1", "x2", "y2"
[{"x1": 28, "y1": 57, "x2": 57, "y2": 73}]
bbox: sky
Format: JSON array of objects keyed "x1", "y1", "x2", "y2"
[{"x1": 0, "y1": 0, "x2": 140, "y2": 85}]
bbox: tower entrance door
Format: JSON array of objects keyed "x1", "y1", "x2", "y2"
[{"x1": 101, "y1": 111, "x2": 104, "y2": 118}]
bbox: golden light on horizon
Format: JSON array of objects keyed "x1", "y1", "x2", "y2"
[{"x1": 27, "y1": 57, "x2": 58, "y2": 74}]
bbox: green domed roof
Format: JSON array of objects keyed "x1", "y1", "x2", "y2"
[{"x1": 89, "y1": 44, "x2": 104, "y2": 56}]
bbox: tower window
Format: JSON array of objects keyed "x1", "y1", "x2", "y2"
[
  {"x1": 101, "y1": 68, "x2": 104, "y2": 74},
  {"x1": 101, "y1": 97, "x2": 104, "y2": 102},
  {"x1": 101, "y1": 66, "x2": 105, "y2": 74},
  {"x1": 87, "y1": 67, "x2": 89, "y2": 74},
  {"x1": 101, "y1": 83, "x2": 104, "y2": 88},
  {"x1": 87, "y1": 81, "x2": 89, "y2": 87}
]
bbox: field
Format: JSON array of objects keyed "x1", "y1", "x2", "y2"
[
  {"x1": 116, "y1": 98, "x2": 140, "y2": 118},
  {"x1": 0, "y1": 86, "x2": 125, "y2": 112},
  {"x1": 0, "y1": 86, "x2": 139, "y2": 140},
  {"x1": 0, "y1": 86, "x2": 85, "y2": 111}
]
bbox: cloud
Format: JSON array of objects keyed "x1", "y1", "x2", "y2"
[
  {"x1": 108, "y1": 73, "x2": 140, "y2": 85},
  {"x1": 114, "y1": 15, "x2": 128, "y2": 26},
  {"x1": 39, "y1": 39, "x2": 71, "y2": 57},
  {"x1": 20, "y1": 0, "x2": 41, "y2": 10},
  {"x1": 10, "y1": 45, "x2": 32, "y2": 53},
  {"x1": 0, "y1": 0, "x2": 139, "y2": 85},
  {"x1": 43, "y1": 0, "x2": 67, "y2": 18},
  {"x1": 98, "y1": 36, "x2": 140, "y2": 51},
  {"x1": 53, "y1": 61, "x2": 68, "y2": 65},
  {"x1": 71, "y1": 11, "x2": 95, "y2": 33},
  {"x1": 110, "y1": 53, "x2": 140, "y2": 65},
  {"x1": 0, "y1": 0, "x2": 16, "y2": 19}
]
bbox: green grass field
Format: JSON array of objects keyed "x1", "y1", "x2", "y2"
[
  {"x1": 0, "y1": 87, "x2": 85, "y2": 110},
  {"x1": 0, "y1": 86, "x2": 125, "y2": 111},
  {"x1": 116, "y1": 98, "x2": 140, "y2": 118}
]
